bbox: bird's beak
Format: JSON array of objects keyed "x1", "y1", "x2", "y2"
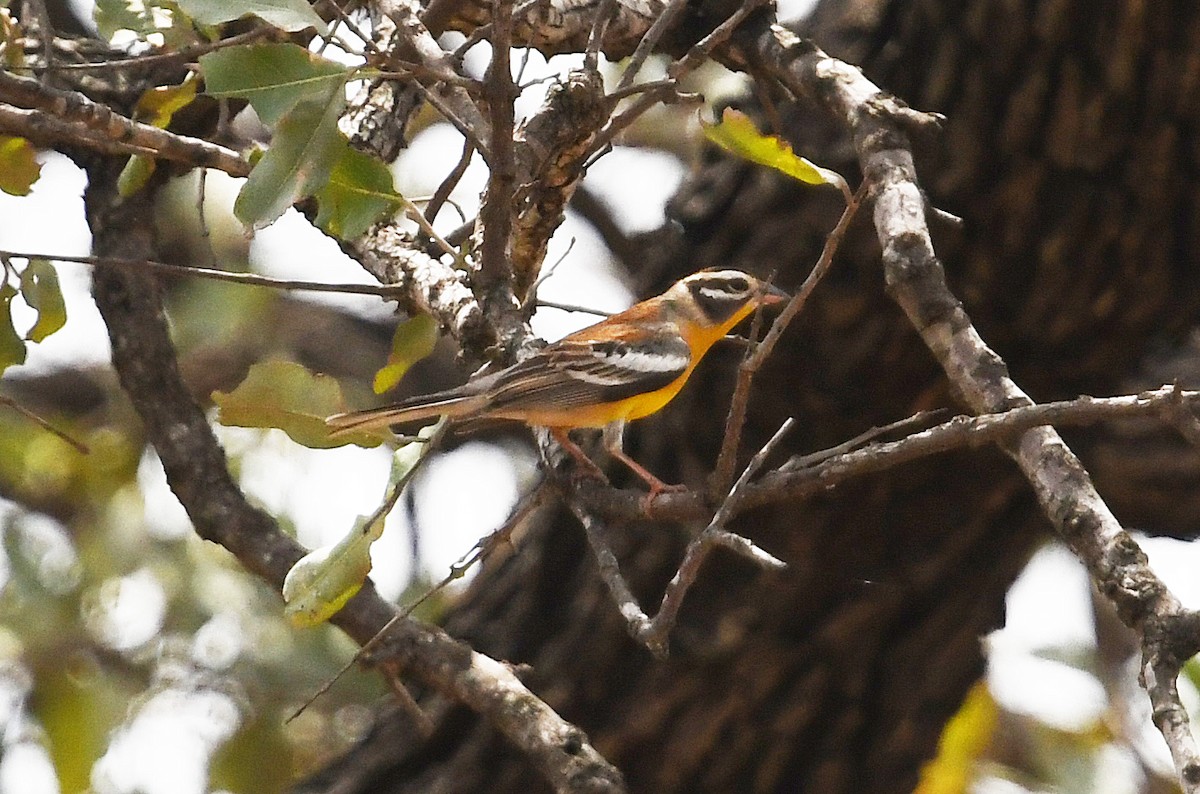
[{"x1": 761, "y1": 283, "x2": 789, "y2": 306}]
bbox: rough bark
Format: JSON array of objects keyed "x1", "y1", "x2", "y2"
[{"x1": 297, "y1": 1, "x2": 1200, "y2": 792}]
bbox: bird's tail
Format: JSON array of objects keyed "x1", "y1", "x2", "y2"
[{"x1": 325, "y1": 388, "x2": 481, "y2": 437}]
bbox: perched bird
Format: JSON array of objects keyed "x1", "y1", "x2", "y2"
[{"x1": 327, "y1": 269, "x2": 788, "y2": 496}]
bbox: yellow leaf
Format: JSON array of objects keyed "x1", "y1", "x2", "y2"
[
  {"x1": 282, "y1": 515, "x2": 380, "y2": 627},
  {"x1": 373, "y1": 313, "x2": 439, "y2": 394},
  {"x1": 0, "y1": 136, "x2": 41, "y2": 196},
  {"x1": 914, "y1": 681, "x2": 997, "y2": 794},
  {"x1": 702, "y1": 108, "x2": 845, "y2": 189},
  {"x1": 134, "y1": 73, "x2": 199, "y2": 128}
]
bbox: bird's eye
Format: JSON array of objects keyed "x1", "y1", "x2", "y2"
[{"x1": 727, "y1": 276, "x2": 750, "y2": 293}]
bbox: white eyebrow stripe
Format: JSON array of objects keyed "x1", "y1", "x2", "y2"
[{"x1": 697, "y1": 285, "x2": 743, "y2": 301}]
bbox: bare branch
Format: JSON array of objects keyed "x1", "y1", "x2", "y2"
[
  {"x1": 422, "y1": 135, "x2": 475, "y2": 246},
  {"x1": 710, "y1": 180, "x2": 865, "y2": 497},
  {"x1": 613, "y1": 0, "x2": 687, "y2": 94},
  {"x1": 0, "y1": 101, "x2": 249, "y2": 178},
  {"x1": 509, "y1": 68, "x2": 609, "y2": 295},
  {"x1": 376, "y1": 0, "x2": 492, "y2": 151},
  {"x1": 578, "y1": 387, "x2": 1200, "y2": 524},
  {"x1": 637, "y1": 418, "x2": 793, "y2": 656},
  {"x1": 0, "y1": 249, "x2": 401, "y2": 298}
]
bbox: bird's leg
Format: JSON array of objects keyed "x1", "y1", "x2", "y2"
[
  {"x1": 602, "y1": 421, "x2": 686, "y2": 503},
  {"x1": 549, "y1": 428, "x2": 609, "y2": 484}
]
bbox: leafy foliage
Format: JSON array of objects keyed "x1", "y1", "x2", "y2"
[
  {"x1": 212, "y1": 359, "x2": 383, "y2": 449},
  {"x1": 200, "y1": 43, "x2": 391, "y2": 231},
  {"x1": 199, "y1": 44, "x2": 348, "y2": 127},
  {"x1": 0, "y1": 283, "x2": 27, "y2": 374},
  {"x1": 93, "y1": 0, "x2": 157, "y2": 41},
  {"x1": 232, "y1": 97, "x2": 346, "y2": 228},
  {"x1": 0, "y1": 135, "x2": 41, "y2": 196}
]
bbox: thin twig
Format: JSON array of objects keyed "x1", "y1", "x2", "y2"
[
  {"x1": 567, "y1": 499, "x2": 653, "y2": 638},
  {"x1": 638, "y1": 418, "x2": 793, "y2": 655},
  {"x1": 288, "y1": 421, "x2": 452, "y2": 723},
  {"x1": 327, "y1": 1, "x2": 382, "y2": 55},
  {"x1": 786, "y1": 408, "x2": 951, "y2": 469},
  {"x1": 585, "y1": 0, "x2": 620, "y2": 72},
  {"x1": 401, "y1": 198, "x2": 460, "y2": 261},
  {"x1": 568, "y1": 420, "x2": 791, "y2": 657},
  {"x1": 575, "y1": 386, "x2": 1200, "y2": 526},
  {"x1": 293, "y1": 479, "x2": 550, "y2": 721},
  {"x1": 0, "y1": 250, "x2": 402, "y2": 298},
  {"x1": 35, "y1": 29, "x2": 271, "y2": 71},
  {"x1": 710, "y1": 180, "x2": 865, "y2": 497},
  {"x1": 413, "y1": 82, "x2": 491, "y2": 157},
  {"x1": 450, "y1": 0, "x2": 544, "y2": 63},
  {"x1": 0, "y1": 394, "x2": 90, "y2": 454},
  {"x1": 614, "y1": 0, "x2": 688, "y2": 94},
  {"x1": 423, "y1": 136, "x2": 475, "y2": 248}
]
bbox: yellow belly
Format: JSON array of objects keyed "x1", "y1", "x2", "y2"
[{"x1": 500, "y1": 375, "x2": 689, "y2": 429}]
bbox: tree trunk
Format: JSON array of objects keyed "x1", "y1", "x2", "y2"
[{"x1": 297, "y1": 1, "x2": 1200, "y2": 791}]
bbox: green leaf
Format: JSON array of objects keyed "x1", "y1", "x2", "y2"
[
  {"x1": 282, "y1": 514, "x2": 378, "y2": 627},
  {"x1": 212, "y1": 359, "x2": 382, "y2": 448},
  {"x1": 117, "y1": 155, "x2": 157, "y2": 197},
  {"x1": 373, "y1": 314, "x2": 439, "y2": 395},
  {"x1": 0, "y1": 136, "x2": 41, "y2": 196},
  {"x1": 199, "y1": 43, "x2": 347, "y2": 126},
  {"x1": 703, "y1": 108, "x2": 845, "y2": 188},
  {"x1": 19, "y1": 260, "x2": 66, "y2": 343},
  {"x1": 282, "y1": 421, "x2": 443, "y2": 627},
  {"x1": 93, "y1": 0, "x2": 156, "y2": 40},
  {"x1": 233, "y1": 98, "x2": 345, "y2": 229},
  {"x1": 0, "y1": 284, "x2": 27, "y2": 375},
  {"x1": 314, "y1": 145, "x2": 404, "y2": 241},
  {"x1": 178, "y1": 0, "x2": 328, "y2": 34}
]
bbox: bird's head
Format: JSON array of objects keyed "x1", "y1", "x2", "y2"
[{"x1": 668, "y1": 269, "x2": 788, "y2": 331}]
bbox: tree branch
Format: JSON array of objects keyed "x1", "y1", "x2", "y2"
[{"x1": 0, "y1": 80, "x2": 250, "y2": 177}]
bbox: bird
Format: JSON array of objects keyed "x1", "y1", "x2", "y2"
[{"x1": 326, "y1": 269, "x2": 788, "y2": 497}]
